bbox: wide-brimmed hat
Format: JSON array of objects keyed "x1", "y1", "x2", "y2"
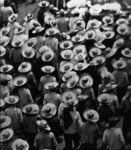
[
  {"x1": 46, "y1": 27, "x2": 59, "y2": 36},
  {"x1": 94, "y1": 41, "x2": 106, "y2": 49},
  {"x1": 12, "y1": 38, "x2": 24, "y2": 48},
  {"x1": 87, "y1": 19, "x2": 102, "y2": 29},
  {"x1": 0, "y1": 46, "x2": 6, "y2": 57},
  {"x1": 4, "y1": 95, "x2": 19, "y2": 105},
  {"x1": 41, "y1": 103, "x2": 57, "y2": 118},
  {"x1": 103, "y1": 83, "x2": 117, "y2": 93},
  {"x1": 60, "y1": 61, "x2": 74, "y2": 73},
  {"x1": 74, "y1": 62, "x2": 89, "y2": 71},
  {"x1": 73, "y1": 45, "x2": 87, "y2": 56},
  {"x1": 39, "y1": 45, "x2": 52, "y2": 54},
  {"x1": 89, "y1": 47, "x2": 102, "y2": 58},
  {"x1": 59, "y1": 40, "x2": 73, "y2": 50},
  {"x1": 102, "y1": 15, "x2": 114, "y2": 25},
  {"x1": 1, "y1": 26, "x2": 10, "y2": 36},
  {"x1": 32, "y1": 26, "x2": 45, "y2": 34},
  {"x1": 90, "y1": 56, "x2": 106, "y2": 66},
  {"x1": 121, "y1": 48, "x2": 131, "y2": 58},
  {"x1": 89, "y1": 4, "x2": 102, "y2": 16},
  {"x1": 71, "y1": 34, "x2": 85, "y2": 43},
  {"x1": 22, "y1": 47, "x2": 35, "y2": 59},
  {"x1": 61, "y1": 50, "x2": 74, "y2": 60},
  {"x1": 36, "y1": 120, "x2": 51, "y2": 131},
  {"x1": 14, "y1": 26, "x2": 25, "y2": 34},
  {"x1": 0, "y1": 128, "x2": 14, "y2": 142},
  {"x1": 74, "y1": 53, "x2": 87, "y2": 62},
  {"x1": 12, "y1": 139, "x2": 29, "y2": 150},
  {"x1": 41, "y1": 65, "x2": 55, "y2": 74},
  {"x1": 113, "y1": 38, "x2": 125, "y2": 49},
  {"x1": 101, "y1": 24, "x2": 114, "y2": 31},
  {"x1": 8, "y1": 13, "x2": 18, "y2": 22},
  {"x1": 13, "y1": 76, "x2": 27, "y2": 87},
  {"x1": 18, "y1": 62, "x2": 32, "y2": 73},
  {"x1": 84, "y1": 29, "x2": 96, "y2": 40},
  {"x1": 41, "y1": 50, "x2": 54, "y2": 62},
  {"x1": 117, "y1": 24, "x2": 128, "y2": 35},
  {"x1": 22, "y1": 104, "x2": 39, "y2": 115},
  {"x1": 97, "y1": 93, "x2": 113, "y2": 104},
  {"x1": 103, "y1": 31, "x2": 115, "y2": 39},
  {"x1": 44, "y1": 81, "x2": 59, "y2": 90},
  {"x1": 79, "y1": 73, "x2": 93, "y2": 89},
  {"x1": 105, "y1": 47, "x2": 118, "y2": 58},
  {"x1": 24, "y1": 38, "x2": 37, "y2": 48},
  {"x1": 38, "y1": 0, "x2": 49, "y2": 7},
  {"x1": 73, "y1": 19, "x2": 86, "y2": 31},
  {"x1": 66, "y1": 74, "x2": 79, "y2": 89},
  {"x1": 0, "y1": 64, "x2": 13, "y2": 73},
  {"x1": 62, "y1": 71, "x2": 77, "y2": 82},
  {"x1": 112, "y1": 59, "x2": 127, "y2": 69},
  {"x1": 0, "y1": 99, "x2": 5, "y2": 108},
  {"x1": 62, "y1": 91, "x2": 78, "y2": 107},
  {"x1": 0, "y1": 36, "x2": 10, "y2": 47},
  {"x1": 83, "y1": 109, "x2": 99, "y2": 122},
  {"x1": 0, "y1": 116, "x2": 11, "y2": 129},
  {"x1": 24, "y1": 13, "x2": 34, "y2": 22},
  {"x1": 116, "y1": 18, "x2": 126, "y2": 26}
]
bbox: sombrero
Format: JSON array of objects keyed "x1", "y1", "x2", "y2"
[
  {"x1": 0, "y1": 73, "x2": 12, "y2": 82},
  {"x1": 12, "y1": 38, "x2": 24, "y2": 48},
  {"x1": 73, "y1": 19, "x2": 86, "y2": 31},
  {"x1": 97, "y1": 93, "x2": 113, "y2": 104},
  {"x1": 102, "y1": 15, "x2": 114, "y2": 25},
  {"x1": 66, "y1": 74, "x2": 79, "y2": 89},
  {"x1": 62, "y1": 71, "x2": 77, "y2": 82},
  {"x1": 14, "y1": 26, "x2": 25, "y2": 34},
  {"x1": 101, "y1": 24, "x2": 114, "y2": 31},
  {"x1": 24, "y1": 13, "x2": 34, "y2": 22},
  {"x1": 46, "y1": 27, "x2": 59, "y2": 36},
  {"x1": 89, "y1": 4, "x2": 102, "y2": 16},
  {"x1": 0, "y1": 46, "x2": 6, "y2": 57},
  {"x1": 0, "y1": 99, "x2": 5, "y2": 108},
  {"x1": 59, "y1": 40, "x2": 73, "y2": 50},
  {"x1": 41, "y1": 103, "x2": 57, "y2": 118},
  {"x1": 1, "y1": 26, "x2": 10, "y2": 36},
  {"x1": 79, "y1": 73, "x2": 93, "y2": 89},
  {"x1": 89, "y1": 47, "x2": 102, "y2": 58},
  {"x1": 84, "y1": 29, "x2": 96, "y2": 40},
  {"x1": 83, "y1": 109, "x2": 99, "y2": 122},
  {"x1": 103, "y1": 83, "x2": 117, "y2": 93},
  {"x1": 22, "y1": 47, "x2": 35, "y2": 59},
  {"x1": 73, "y1": 45, "x2": 86, "y2": 55},
  {"x1": 103, "y1": 31, "x2": 115, "y2": 39},
  {"x1": 94, "y1": 41, "x2": 106, "y2": 49},
  {"x1": 0, "y1": 116, "x2": 11, "y2": 129},
  {"x1": 87, "y1": 19, "x2": 102, "y2": 29},
  {"x1": 0, "y1": 128, "x2": 14, "y2": 142},
  {"x1": 44, "y1": 13, "x2": 55, "y2": 25},
  {"x1": 0, "y1": 64, "x2": 13, "y2": 73},
  {"x1": 74, "y1": 62, "x2": 89, "y2": 71},
  {"x1": 4, "y1": 95, "x2": 19, "y2": 105},
  {"x1": 41, "y1": 65, "x2": 55, "y2": 74},
  {"x1": 39, "y1": 45, "x2": 52, "y2": 54},
  {"x1": 117, "y1": 24, "x2": 128, "y2": 35},
  {"x1": 112, "y1": 59, "x2": 127, "y2": 69},
  {"x1": 62, "y1": 91, "x2": 78, "y2": 107},
  {"x1": 113, "y1": 38, "x2": 125, "y2": 48},
  {"x1": 121, "y1": 48, "x2": 131, "y2": 58},
  {"x1": 0, "y1": 36, "x2": 10, "y2": 47},
  {"x1": 60, "y1": 61, "x2": 74, "y2": 73},
  {"x1": 116, "y1": 18, "x2": 126, "y2": 26},
  {"x1": 24, "y1": 38, "x2": 37, "y2": 48},
  {"x1": 22, "y1": 104, "x2": 39, "y2": 115},
  {"x1": 74, "y1": 53, "x2": 87, "y2": 62},
  {"x1": 61, "y1": 50, "x2": 74, "y2": 60},
  {"x1": 13, "y1": 76, "x2": 27, "y2": 87},
  {"x1": 41, "y1": 50, "x2": 54, "y2": 62},
  {"x1": 90, "y1": 56, "x2": 106, "y2": 66},
  {"x1": 71, "y1": 34, "x2": 85, "y2": 43},
  {"x1": 105, "y1": 47, "x2": 118, "y2": 58},
  {"x1": 12, "y1": 139, "x2": 29, "y2": 150},
  {"x1": 38, "y1": 0, "x2": 49, "y2": 8},
  {"x1": 18, "y1": 62, "x2": 32, "y2": 73},
  {"x1": 32, "y1": 26, "x2": 45, "y2": 34},
  {"x1": 44, "y1": 81, "x2": 59, "y2": 90},
  {"x1": 8, "y1": 13, "x2": 18, "y2": 23},
  {"x1": 36, "y1": 120, "x2": 51, "y2": 131}
]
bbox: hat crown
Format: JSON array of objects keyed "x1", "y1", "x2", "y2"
[
  {"x1": 26, "y1": 106, "x2": 32, "y2": 113},
  {"x1": 17, "y1": 80, "x2": 23, "y2": 85},
  {"x1": 9, "y1": 97, "x2": 15, "y2": 103},
  {"x1": 117, "y1": 61, "x2": 123, "y2": 68},
  {"x1": 64, "y1": 42, "x2": 69, "y2": 48},
  {"x1": 3, "y1": 66, "x2": 8, "y2": 71},
  {"x1": 45, "y1": 106, "x2": 51, "y2": 113},
  {"x1": 88, "y1": 32, "x2": 93, "y2": 38},
  {"x1": 97, "y1": 58, "x2": 102, "y2": 64},
  {"x1": 25, "y1": 51, "x2": 31, "y2": 56},
  {"x1": 75, "y1": 36, "x2": 80, "y2": 41},
  {"x1": 87, "y1": 112, "x2": 94, "y2": 119},
  {"x1": 0, "y1": 117, "x2": 5, "y2": 124},
  {"x1": 28, "y1": 41, "x2": 33, "y2": 47},
  {"x1": 2, "y1": 131, "x2": 10, "y2": 139},
  {"x1": 64, "y1": 65, "x2": 70, "y2": 71},
  {"x1": 77, "y1": 64, "x2": 83, "y2": 69},
  {"x1": 106, "y1": 32, "x2": 111, "y2": 37},
  {"x1": 66, "y1": 94, "x2": 72, "y2": 100},
  {"x1": 16, "y1": 144, "x2": 24, "y2": 150}
]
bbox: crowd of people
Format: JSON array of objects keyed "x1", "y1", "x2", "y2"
[{"x1": 0, "y1": 0, "x2": 131, "y2": 150}]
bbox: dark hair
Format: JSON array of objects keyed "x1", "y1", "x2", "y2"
[{"x1": 0, "y1": 80, "x2": 8, "y2": 86}]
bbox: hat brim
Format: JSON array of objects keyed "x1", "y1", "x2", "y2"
[
  {"x1": 18, "y1": 62, "x2": 32, "y2": 73},
  {"x1": 22, "y1": 104, "x2": 39, "y2": 115},
  {"x1": 0, "y1": 128, "x2": 14, "y2": 142},
  {"x1": 12, "y1": 139, "x2": 29, "y2": 150},
  {"x1": 0, "y1": 116, "x2": 11, "y2": 129},
  {"x1": 13, "y1": 76, "x2": 27, "y2": 87}
]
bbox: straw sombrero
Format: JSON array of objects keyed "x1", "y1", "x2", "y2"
[
  {"x1": 14, "y1": 26, "x2": 25, "y2": 34},
  {"x1": 89, "y1": 47, "x2": 102, "y2": 58},
  {"x1": 39, "y1": 45, "x2": 52, "y2": 54},
  {"x1": 116, "y1": 18, "x2": 126, "y2": 26},
  {"x1": 101, "y1": 24, "x2": 114, "y2": 31},
  {"x1": 102, "y1": 15, "x2": 114, "y2": 25},
  {"x1": 41, "y1": 65, "x2": 55, "y2": 74},
  {"x1": 0, "y1": 116, "x2": 11, "y2": 129},
  {"x1": 46, "y1": 27, "x2": 59, "y2": 36},
  {"x1": 94, "y1": 41, "x2": 106, "y2": 49},
  {"x1": 41, "y1": 50, "x2": 54, "y2": 62},
  {"x1": 74, "y1": 53, "x2": 87, "y2": 62},
  {"x1": 0, "y1": 64, "x2": 13, "y2": 73},
  {"x1": 36, "y1": 120, "x2": 51, "y2": 131},
  {"x1": 4, "y1": 95, "x2": 19, "y2": 105},
  {"x1": 24, "y1": 13, "x2": 34, "y2": 22},
  {"x1": 87, "y1": 19, "x2": 102, "y2": 29},
  {"x1": 22, "y1": 104, "x2": 39, "y2": 115},
  {"x1": 22, "y1": 47, "x2": 35, "y2": 59},
  {"x1": 84, "y1": 29, "x2": 96, "y2": 40},
  {"x1": 18, "y1": 62, "x2": 32, "y2": 73},
  {"x1": 60, "y1": 61, "x2": 74, "y2": 73},
  {"x1": 13, "y1": 76, "x2": 27, "y2": 87},
  {"x1": 24, "y1": 38, "x2": 37, "y2": 48},
  {"x1": 66, "y1": 74, "x2": 79, "y2": 89},
  {"x1": 0, "y1": 36, "x2": 10, "y2": 47},
  {"x1": 62, "y1": 71, "x2": 77, "y2": 82},
  {"x1": 8, "y1": 13, "x2": 18, "y2": 23},
  {"x1": 105, "y1": 47, "x2": 118, "y2": 58},
  {"x1": 0, "y1": 128, "x2": 14, "y2": 142},
  {"x1": 112, "y1": 59, "x2": 127, "y2": 69},
  {"x1": 89, "y1": 4, "x2": 102, "y2": 16},
  {"x1": 103, "y1": 31, "x2": 115, "y2": 39},
  {"x1": 103, "y1": 83, "x2": 117, "y2": 93},
  {"x1": 97, "y1": 93, "x2": 113, "y2": 104},
  {"x1": 32, "y1": 26, "x2": 45, "y2": 34},
  {"x1": 59, "y1": 40, "x2": 73, "y2": 50},
  {"x1": 71, "y1": 34, "x2": 85, "y2": 43},
  {"x1": 79, "y1": 73, "x2": 93, "y2": 89},
  {"x1": 73, "y1": 45, "x2": 86, "y2": 56},
  {"x1": 61, "y1": 50, "x2": 74, "y2": 60},
  {"x1": 44, "y1": 81, "x2": 59, "y2": 90},
  {"x1": 113, "y1": 38, "x2": 125, "y2": 48},
  {"x1": 0, "y1": 46, "x2": 6, "y2": 57},
  {"x1": 12, "y1": 139, "x2": 29, "y2": 150},
  {"x1": 121, "y1": 48, "x2": 131, "y2": 58},
  {"x1": 41, "y1": 103, "x2": 57, "y2": 118},
  {"x1": 90, "y1": 56, "x2": 106, "y2": 66},
  {"x1": 12, "y1": 38, "x2": 24, "y2": 48},
  {"x1": 117, "y1": 24, "x2": 128, "y2": 35},
  {"x1": 1, "y1": 26, "x2": 10, "y2": 36},
  {"x1": 83, "y1": 109, "x2": 99, "y2": 122},
  {"x1": 38, "y1": 0, "x2": 49, "y2": 8},
  {"x1": 74, "y1": 62, "x2": 89, "y2": 71}
]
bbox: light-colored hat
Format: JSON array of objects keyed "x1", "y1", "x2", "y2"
[
  {"x1": 0, "y1": 116, "x2": 11, "y2": 129},
  {"x1": 97, "y1": 93, "x2": 113, "y2": 104},
  {"x1": 102, "y1": 15, "x2": 114, "y2": 25},
  {"x1": 113, "y1": 38, "x2": 125, "y2": 48},
  {"x1": 0, "y1": 128, "x2": 14, "y2": 142},
  {"x1": 103, "y1": 83, "x2": 117, "y2": 93},
  {"x1": 90, "y1": 56, "x2": 106, "y2": 66},
  {"x1": 0, "y1": 46, "x2": 6, "y2": 57},
  {"x1": 66, "y1": 75, "x2": 79, "y2": 89},
  {"x1": 62, "y1": 71, "x2": 77, "y2": 82},
  {"x1": 61, "y1": 50, "x2": 74, "y2": 60},
  {"x1": 79, "y1": 73, "x2": 93, "y2": 89},
  {"x1": 121, "y1": 48, "x2": 131, "y2": 58},
  {"x1": 62, "y1": 91, "x2": 78, "y2": 107},
  {"x1": 73, "y1": 19, "x2": 86, "y2": 31},
  {"x1": 71, "y1": 34, "x2": 85, "y2": 43},
  {"x1": 13, "y1": 76, "x2": 27, "y2": 87},
  {"x1": 84, "y1": 29, "x2": 96, "y2": 40},
  {"x1": 89, "y1": 4, "x2": 103, "y2": 16},
  {"x1": 74, "y1": 62, "x2": 89, "y2": 71},
  {"x1": 87, "y1": 19, "x2": 102, "y2": 29},
  {"x1": 46, "y1": 27, "x2": 59, "y2": 36},
  {"x1": 14, "y1": 26, "x2": 25, "y2": 34},
  {"x1": 116, "y1": 18, "x2": 126, "y2": 25},
  {"x1": 103, "y1": 31, "x2": 115, "y2": 39},
  {"x1": 4, "y1": 95, "x2": 19, "y2": 105},
  {"x1": 24, "y1": 38, "x2": 37, "y2": 48},
  {"x1": 44, "y1": 81, "x2": 59, "y2": 90},
  {"x1": 112, "y1": 59, "x2": 127, "y2": 69},
  {"x1": 36, "y1": 120, "x2": 51, "y2": 131},
  {"x1": 41, "y1": 65, "x2": 55, "y2": 74},
  {"x1": 89, "y1": 47, "x2": 102, "y2": 58},
  {"x1": 39, "y1": 45, "x2": 52, "y2": 54},
  {"x1": 12, "y1": 38, "x2": 24, "y2": 48},
  {"x1": 73, "y1": 45, "x2": 87, "y2": 56},
  {"x1": 22, "y1": 104, "x2": 39, "y2": 115},
  {"x1": 117, "y1": 24, "x2": 128, "y2": 35},
  {"x1": 8, "y1": 13, "x2": 18, "y2": 22},
  {"x1": 41, "y1": 103, "x2": 57, "y2": 118},
  {"x1": 0, "y1": 64, "x2": 13, "y2": 73},
  {"x1": 41, "y1": 50, "x2": 54, "y2": 62},
  {"x1": 101, "y1": 24, "x2": 114, "y2": 31},
  {"x1": 38, "y1": 0, "x2": 49, "y2": 8},
  {"x1": 12, "y1": 139, "x2": 29, "y2": 150},
  {"x1": 83, "y1": 109, "x2": 99, "y2": 122},
  {"x1": 18, "y1": 62, "x2": 32, "y2": 73},
  {"x1": 32, "y1": 26, "x2": 45, "y2": 34},
  {"x1": 0, "y1": 36, "x2": 10, "y2": 47},
  {"x1": 60, "y1": 61, "x2": 74, "y2": 73},
  {"x1": 1, "y1": 26, "x2": 10, "y2": 36},
  {"x1": 74, "y1": 53, "x2": 87, "y2": 62},
  {"x1": 24, "y1": 13, "x2": 34, "y2": 22},
  {"x1": 22, "y1": 47, "x2": 35, "y2": 59},
  {"x1": 105, "y1": 47, "x2": 118, "y2": 58},
  {"x1": 94, "y1": 41, "x2": 106, "y2": 49},
  {"x1": 0, "y1": 99, "x2": 5, "y2": 108},
  {"x1": 59, "y1": 40, "x2": 73, "y2": 50}
]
